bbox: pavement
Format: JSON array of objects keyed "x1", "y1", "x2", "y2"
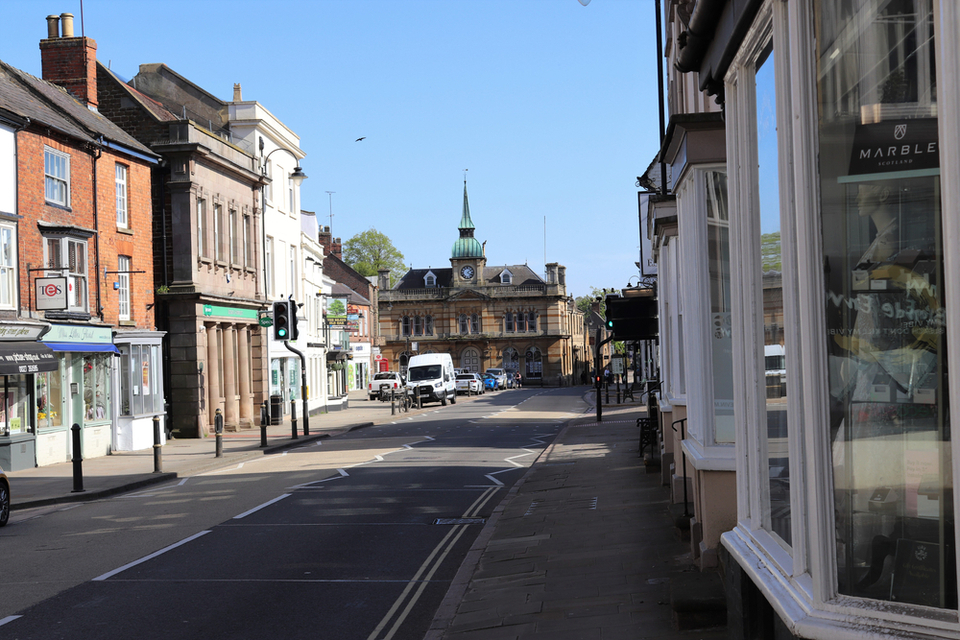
[{"x1": 5, "y1": 385, "x2": 727, "y2": 640}]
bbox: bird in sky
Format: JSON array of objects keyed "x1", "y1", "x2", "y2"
[{"x1": 355, "y1": 137, "x2": 366, "y2": 142}]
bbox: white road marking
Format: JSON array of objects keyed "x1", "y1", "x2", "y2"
[
  {"x1": 93, "y1": 530, "x2": 212, "y2": 581},
  {"x1": 0, "y1": 616, "x2": 22, "y2": 627},
  {"x1": 233, "y1": 494, "x2": 291, "y2": 519}
]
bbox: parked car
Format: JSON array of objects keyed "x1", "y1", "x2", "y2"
[
  {"x1": 0, "y1": 465, "x2": 9, "y2": 527},
  {"x1": 369, "y1": 371, "x2": 404, "y2": 400},
  {"x1": 504, "y1": 372, "x2": 516, "y2": 389},
  {"x1": 456, "y1": 373, "x2": 483, "y2": 395},
  {"x1": 481, "y1": 373, "x2": 499, "y2": 392},
  {"x1": 484, "y1": 368, "x2": 508, "y2": 390}
]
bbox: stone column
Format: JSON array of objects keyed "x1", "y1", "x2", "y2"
[
  {"x1": 238, "y1": 324, "x2": 252, "y2": 425},
  {"x1": 205, "y1": 323, "x2": 220, "y2": 435},
  {"x1": 223, "y1": 324, "x2": 238, "y2": 428}
]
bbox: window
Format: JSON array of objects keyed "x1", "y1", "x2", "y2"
[
  {"x1": 115, "y1": 163, "x2": 128, "y2": 227},
  {"x1": 517, "y1": 312, "x2": 527, "y2": 333},
  {"x1": 214, "y1": 203, "x2": 224, "y2": 262},
  {"x1": 504, "y1": 347, "x2": 519, "y2": 373},
  {"x1": 82, "y1": 354, "x2": 110, "y2": 422},
  {"x1": 401, "y1": 315, "x2": 411, "y2": 337},
  {"x1": 0, "y1": 225, "x2": 15, "y2": 309},
  {"x1": 197, "y1": 199, "x2": 207, "y2": 258},
  {"x1": 265, "y1": 236, "x2": 274, "y2": 296},
  {"x1": 814, "y1": 0, "x2": 948, "y2": 607},
  {"x1": 119, "y1": 343, "x2": 162, "y2": 416},
  {"x1": 705, "y1": 170, "x2": 733, "y2": 444},
  {"x1": 470, "y1": 313, "x2": 480, "y2": 334},
  {"x1": 424, "y1": 315, "x2": 434, "y2": 336},
  {"x1": 44, "y1": 147, "x2": 69, "y2": 207},
  {"x1": 243, "y1": 214, "x2": 252, "y2": 268},
  {"x1": 501, "y1": 271, "x2": 512, "y2": 284},
  {"x1": 118, "y1": 256, "x2": 131, "y2": 321},
  {"x1": 525, "y1": 347, "x2": 542, "y2": 379},
  {"x1": 289, "y1": 246, "x2": 298, "y2": 299},
  {"x1": 288, "y1": 174, "x2": 295, "y2": 213},
  {"x1": 229, "y1": 209, "x2": 238, "y2": 264},
  {"x1": 46, "y1": 236, "x2": 88, "y2": 312},
  {"x1": 505, "y1": 312, "x2": 515, "y2": 333},
  {"x1": 36, "y1": 368, "x2": 63, "y2": 430},
  {"x1": 528, "y1": 312, "x2": 537, "y2": 333},
  {"x1": 264, "y1": 160, "x2": 273, "y2": 203},
  {"x1": 425, "y1": 272, "x2": 436, "y2": 287},
  {"x1": 413, "y1": 315, "x2": 423, "y2": 336},
  {"x1": 459, "y1": 314, "x2": 469, "y2": 334}
]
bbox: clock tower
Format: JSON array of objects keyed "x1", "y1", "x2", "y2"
[{"x1": 451, "y1": 180, "x2": 485, "y2": 286}]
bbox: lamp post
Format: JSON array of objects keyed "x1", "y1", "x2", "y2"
[{"x1": 258, "y1": 136, "x2": 308, "y2": 432}]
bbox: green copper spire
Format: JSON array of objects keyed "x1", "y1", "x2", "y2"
[{"x1": 452, "y1": 180, "x2": 484, "y2": 259}]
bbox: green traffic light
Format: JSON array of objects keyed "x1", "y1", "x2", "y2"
[{"x1": 278, "y1": 328, "x2": 287, "y2": 337}]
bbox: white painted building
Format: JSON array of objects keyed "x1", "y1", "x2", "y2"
[{"x1": 300, "y1": 211, "x2": 328, "y2": 416}]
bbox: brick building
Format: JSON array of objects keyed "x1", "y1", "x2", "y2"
[{"x1": 0, "y1": 13, "x2": 161, "y2": 470}]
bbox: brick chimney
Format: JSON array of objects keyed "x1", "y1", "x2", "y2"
[
  {"x1": 40, "y1": 13, "x2": 99, "y2": 109},
  {"x1": 318, "y1": 226, "x2": 342, "y2": 259}
]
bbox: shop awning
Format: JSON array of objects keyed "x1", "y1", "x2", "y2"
[
  {"x1": 44, "y1": 342, "x2": 120, "y2": 354},
  {"x1": 0, "y1": 342, "x2": 58, "y2": 375}
]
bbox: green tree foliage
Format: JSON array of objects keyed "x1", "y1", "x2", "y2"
[
  {"x1": 342, "y1": 228, "x2": 406, "y2": 284},
  {"x1": 761, "y1": 231, "x2": 782, "y2": 272},
  {"x1": 574, "y1": 287, "x2": 610, "y2": 316}
]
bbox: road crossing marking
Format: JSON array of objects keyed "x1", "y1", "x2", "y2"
[
  {"x1": 233, "y1": 494, "x2": 291, "y2": 519},
  {"x1": 93, "y1": 530, "x2": 212, "y2": 581}
]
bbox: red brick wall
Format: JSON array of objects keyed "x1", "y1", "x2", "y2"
[{"x1": 17, "y1": 127, "x2": 154, "y2": 328}]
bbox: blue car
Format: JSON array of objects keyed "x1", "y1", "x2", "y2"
[{"x1": 482, "y1": 373, "x2": 498, "y2": 391}]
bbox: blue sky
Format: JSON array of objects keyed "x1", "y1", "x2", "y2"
[{"x1": 2, "y1": 0, "x2": 659, "y2": 299}]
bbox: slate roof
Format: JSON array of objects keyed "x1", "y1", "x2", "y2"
[
  {"x1": 393, "y1": 265, "x2": 544, "y2": 290},
  {"x1": 0, "y1": 59, "x2": 156, "y2": 158},
  {"x1": 332, "y1": 282, "x2": 371, "y2": 306}
]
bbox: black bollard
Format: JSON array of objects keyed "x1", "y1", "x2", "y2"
[
  {"x1": 153, "y1": 415, "x2": 162, "y2": 473},
  {"x1": 290, "y1": 400, "x2": 298, "y2": 439},
  {"x1": 71, "y1": 423, "x2": 85, "y2": 492},
  {"x1": 391, "y1": 389, "x2": 396, "y2": 415},
  {"x1": 214, "y1": 408, "x2": 223, "y2": 457},
  {"x1": 260, "y1": 401, "x2": 268, "y2": 448}
]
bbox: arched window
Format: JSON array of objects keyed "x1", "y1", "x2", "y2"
[
  {"x1": 516, "y1": 311, "x2": 527, "y2": 333},
  {"x1": 401, "y1": 316, "x2": 411, "y2": 336},
  {"x1": 505, "y1": 312, "x2": 515, "y2": 333},
  {"x1": 503, "y1": 347, "x2": 520, "y2": 373},
  {"x1": 470, "y1": 313, "x2": 480, "y2": 334},
  {"x1": 424, "y1": 315, "x2": 434, "y2": 336},
  {"x1": 525, "y1": 347, "x2": 542, "y2": 379},
  {"x1": 413, "y1": 315, "x2": 423, "y2": 336},
  {"x1": 528, "y1": 312, "x2": 537, "y2": 332},
  {"x1": 459, "y1": 314, "x2": 469, "y2": 334}
]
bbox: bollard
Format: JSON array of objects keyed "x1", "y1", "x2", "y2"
[
  {"x1": 391, "y1": 389, "x2": 396, "y2": 415},
  {"x1": 153, "y1": 415, "x2": 162, "y2": 473},
  {"x1": 214, "y1": 408, "x2": 223, "y2": 457},
  {"x1": 260, "y1": 401, "x2": 268, "y2": 448},
  {"x1": 290, "y1": 400, "x2": 298, "y2": 440},
  {"x1": 71, "y1": 423, "x2": 85, "y2": 493}
]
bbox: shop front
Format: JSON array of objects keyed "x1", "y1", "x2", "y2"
[
  {"x1": 37, "y1": 324, "x2": 117, "y2": 466},
  {"x1": 0, "y1": 322, "x2": 57, "y2": 471}
]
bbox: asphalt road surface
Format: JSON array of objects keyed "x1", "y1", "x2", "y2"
[{"x1": 0, "y1": 387, "x2": 589, "y2": 640}]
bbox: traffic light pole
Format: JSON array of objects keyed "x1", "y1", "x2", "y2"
[
  {"x1": 595, "y1": 328, "x2": 615, "y2": 423},
  {"x1": 283, "y1": 341, "x2": 309, "y2": 436}
]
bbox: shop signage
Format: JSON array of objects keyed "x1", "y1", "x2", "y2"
[
  {"x1": 0, "y1": 323, "x2": 47, "y2": 341},
  {"x1": 845, "y1": 118, "x2": 939, "y2": 181},
  {"x1": 42, "y1": 324, "x2": 112, "y2": 344},
  {"x1": 202, "y1": 305, "x2": 258, "y2": 320},
  {"x1": 36, "y1": 277, "x2": 68, "y2": 311},
  {"x1": 326, "y1": 295, "x2": 349, "y2": 329}
]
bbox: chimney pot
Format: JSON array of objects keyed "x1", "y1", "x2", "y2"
[
  {"x1": 60, "y1": 13, "x2": 74, "y2": 37},
  {"x1": 233, "y1": 83, "x2": 242, "y2": 101},
  {"x1": 46, "y1": 15, "x2": 60, "y2": 39}
]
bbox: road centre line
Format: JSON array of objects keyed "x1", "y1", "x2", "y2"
[
  {"x1": 93, "y1": 530, "x2": 212, "y2": 581},
  {"x1": 368, "y1": 487, "x2": 499, "y2": 640},
  {"x1": 233, "y1": 494, "x2": 291, "y2": 519}
]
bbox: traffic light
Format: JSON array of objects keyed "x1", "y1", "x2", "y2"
[
  {"x1": 289, "y1": 300, "x2": 300, "y2": 341},
  {"x1": 603, "y1": 290, "x2": 659, "y2": 340},
  {"x1": 273, "y1": 300, "x2": 291, "y2": 340}
]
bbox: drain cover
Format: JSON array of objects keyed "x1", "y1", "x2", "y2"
[{"x1": 433, "y1": 517, "x2": 486, "y2": 525}]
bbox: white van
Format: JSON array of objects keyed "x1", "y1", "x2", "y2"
[{"x1": 406, "y1": 353, "x2": 457, "y2": 406}]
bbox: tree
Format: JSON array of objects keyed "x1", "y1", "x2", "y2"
[
  {"x1": 342, "y1": 228, "x2": 406, "y2": 285},
  {"x1": 574, "y1": 287, "x2": 610, "y2": 316}
]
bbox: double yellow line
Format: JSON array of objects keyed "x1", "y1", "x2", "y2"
[{"x1": 366, "y1": 486, "x2": 500, "y2": 640}]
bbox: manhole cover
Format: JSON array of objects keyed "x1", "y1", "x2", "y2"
[{"x1": 434, "y1": 518, "x2": 486, "y2": 525}]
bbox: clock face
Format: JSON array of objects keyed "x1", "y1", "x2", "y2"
[{"x1": 460, "y1": 265, "x2": 474, "y2": 279}]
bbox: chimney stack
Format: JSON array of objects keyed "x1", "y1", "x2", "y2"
[
  {"x1": 39, "y1": 12, "x2": 99, "y2": 109},
  {"x1": 233, "y1": 83, "x2": 242, "y2": 101}
]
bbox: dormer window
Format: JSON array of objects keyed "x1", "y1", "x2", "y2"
[
  {"x1": 424, "y1": 270, "x2": 437, "y2": 288},
  {"x1": 500, "y1": 269, "x2": 513, "y2": 284}
]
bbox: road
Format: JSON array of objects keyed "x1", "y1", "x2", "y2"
[{"x1": 0, "y1": 387, "x2": 589, "y2": 640}]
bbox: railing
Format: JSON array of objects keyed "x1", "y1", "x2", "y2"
[{"x1": 380, "y1": 283, "x2": 549, "y2": 301}]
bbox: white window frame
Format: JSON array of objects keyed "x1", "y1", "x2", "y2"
[
  {"x1": 115, "y1": 163, "x2": 128, "y2": 228},
  {"x1": 45, "y1": 236, "x2": 88, "y2": 313},
  {"x1": 229, "y1": 209, "x2": 238, "y2": 265},
  {"x1": 265, "y1": 236, "x2": 274, "y2": 297},
  {"x1": 214, "y1": 203, "x2": 224, "y2": 263},
  {"x1": 118, "y1": 255, "x2": 131, "y2": 321},
  {"x1": 197, "y1": 198, "x2": 206, "y2": 258},
  {"x1": 44, "y1": 147, "x2": 70, "y2": 207},
  {"x1": 0, "y1": 223, "x2": 16, "y2": 309}
]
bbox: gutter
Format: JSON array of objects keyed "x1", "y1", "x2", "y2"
[{"x1": 674, "y1": 0, "x2": 727, "y2": 73}]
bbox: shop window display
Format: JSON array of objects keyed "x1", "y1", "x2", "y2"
[
  {"x1": 815, "y1": 0, "x2": 951, "y2": 608},
  {"x1": 83, "y1": 354, "x2": 110, "y2": 422},
  {"x1": 36, "y1": 369, "x2": 63, "y2": 430}
]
